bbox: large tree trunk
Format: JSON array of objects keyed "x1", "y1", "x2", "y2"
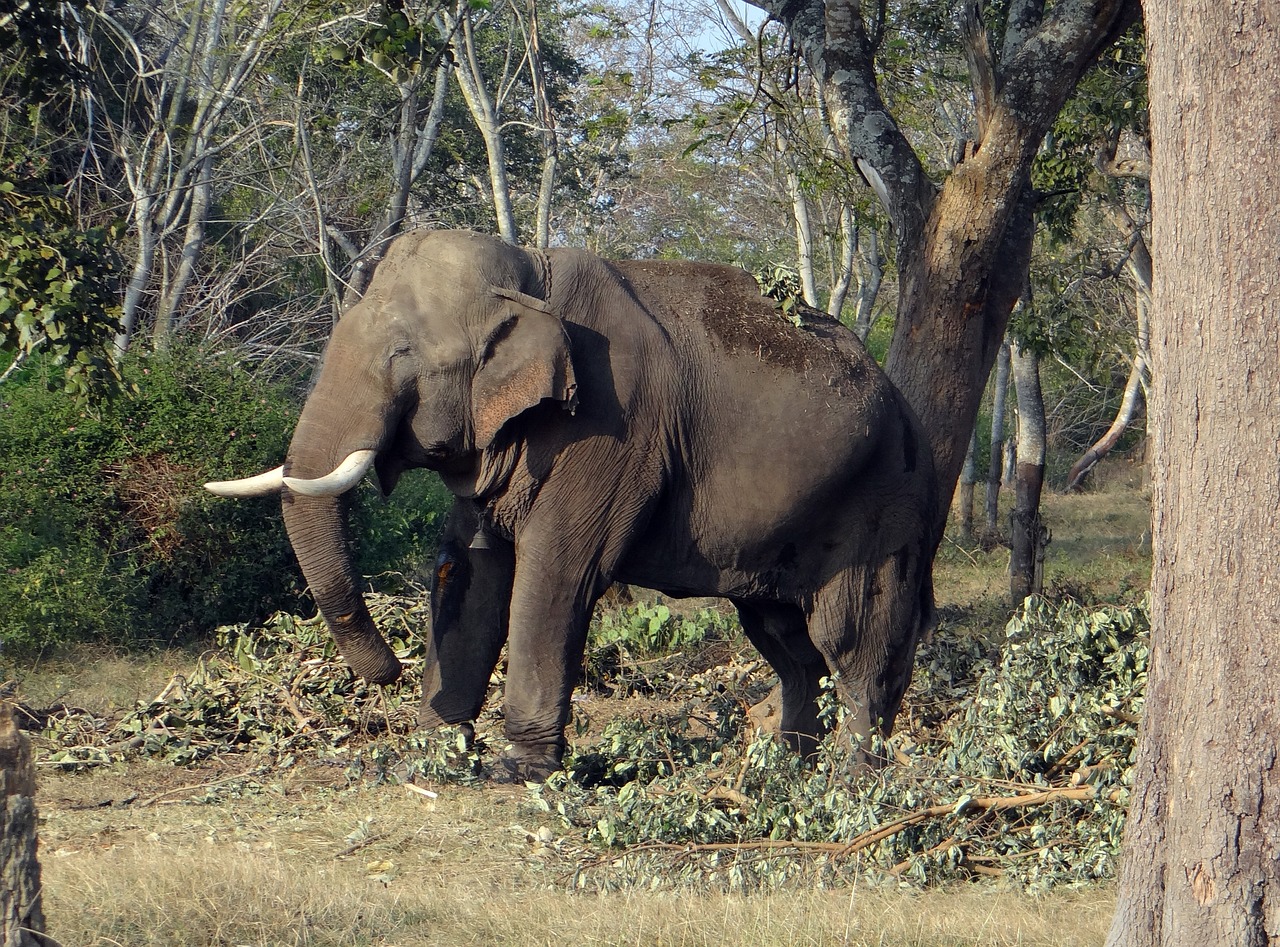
[
  {"x1": 0, "y1": 703, "x2": 46, "y2": 946},
  {"x1": 1105, "y1": 3, "x2": 1280, "y2": 944},
  {"x1": 883, "y1": 167, "x2": 1034, "y2": 521}
]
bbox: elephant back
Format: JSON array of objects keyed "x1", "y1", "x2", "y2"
[{"x1": 610, "y1": 259, "x2": 883, "y2": 402}]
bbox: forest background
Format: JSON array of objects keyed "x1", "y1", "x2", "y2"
[{"x1": 0, "y1": 0, "x2": 1151, "y2": 654}]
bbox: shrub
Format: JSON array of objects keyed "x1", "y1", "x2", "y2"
[
  {"x1": 0, "y1": 345, "x2": 452, "y2": 656},
  {"x1": 590, "y1": 602, "x2": 734, "y2": 658}
]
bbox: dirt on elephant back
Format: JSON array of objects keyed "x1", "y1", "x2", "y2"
[{"x1": 612, "y1": 259, "x2": 875, "y2": 393}]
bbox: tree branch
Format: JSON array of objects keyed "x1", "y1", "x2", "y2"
[
  {"x1": 594, "y1": 786, "x2": 1098, "y2": 865},
  {"x1": 743, "y1": 0, "x2": 935, "y2": 243},
  {"x1": 960, "y1": 2, "x2": 996, "y2": 142}
]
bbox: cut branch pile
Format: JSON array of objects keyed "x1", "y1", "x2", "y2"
[{"x1": 26, "y1": 593, "x2": 1146, "y2": 892}]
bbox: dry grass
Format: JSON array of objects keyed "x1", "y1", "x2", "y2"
[
  {"x1": 8, "y1": 649, "x2": 199, "y2": 716},
  {"x1": 36, "y1": 768, "x2": 1116, "y2": 947},
  {"x1": 939, "y1": 463, "x2": 1151, "y2": 607},
  {"x1": 42, "y1": 795, "x2": 1114, "y2": 947}
]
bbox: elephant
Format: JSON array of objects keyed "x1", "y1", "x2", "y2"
[{"x1": 206, "y1": 228, "x2": 939, "y2": 780}]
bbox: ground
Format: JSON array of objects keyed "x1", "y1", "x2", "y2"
[{"x1": 8, "y1": 463, "x2": 1150, "y2": 946}]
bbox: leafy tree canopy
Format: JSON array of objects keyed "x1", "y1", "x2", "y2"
[{"x1": 0, "y1": 176, "x2": 124, "y2": 399}]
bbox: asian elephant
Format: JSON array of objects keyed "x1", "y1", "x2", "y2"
[{"x1": 206, "y1": 229, "x2": 938, "y2": 780}]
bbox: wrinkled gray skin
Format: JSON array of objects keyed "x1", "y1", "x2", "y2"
[{"x1": 275, "y1": 229, "x2": 937, "y2": 780}]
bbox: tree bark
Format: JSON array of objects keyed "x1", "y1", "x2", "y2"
[
  {"x1": 1106, "y1": 3, "x2": 1280, "y2": 944},
  {"x1": 0, "y1": 703, "x2": 46, "y2": 946},
  {"x1": 1008, "y1": 339, "x2": 1047, "y2": 604}
]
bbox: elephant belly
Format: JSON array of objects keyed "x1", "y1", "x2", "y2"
[
  {"x1": 615, "y1": 399, "x2": 914, "y2": 599},
  {"x1": 615, "y1": 467, "x2": 865, "y2": 601}
]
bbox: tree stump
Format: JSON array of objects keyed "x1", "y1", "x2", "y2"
[{"x1": 0, "y1": 701, "x2": 46, "y2": 947}]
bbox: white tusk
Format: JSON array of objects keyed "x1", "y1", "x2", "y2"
[
  {"x1": 283, "y1": 449, "x2": 377, "y2": 497},
  {"x1": 204, "y1": 465, "x2": 285, "y2": 497}
]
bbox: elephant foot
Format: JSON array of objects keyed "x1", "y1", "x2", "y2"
[
  {"x1": 746, "y1": 683, "x2": 783, "y2": 736},
  {"x1": 746, "y1": 683, "x2": 824, "y2": 758},
  {"x1": 489, "y1": 746, "x2": 562, "y2": 784}
]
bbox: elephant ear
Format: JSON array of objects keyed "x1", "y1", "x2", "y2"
[{"x1": 471, "y1": 287, "x2": 578, "y2": 450}]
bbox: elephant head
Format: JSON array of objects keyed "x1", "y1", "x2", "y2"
[{"x1": 206, "y1": 230, "x2": 577, "y2": 684}]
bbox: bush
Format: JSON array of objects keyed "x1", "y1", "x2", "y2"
[
  {"x1": 0, "y1": 345, "x2": 452, "y2": 656},
  {"x1": 0, "y1": 175, "x2": 125, "y2": 399}
]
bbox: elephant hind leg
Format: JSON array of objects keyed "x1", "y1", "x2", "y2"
[
  {"x1": 732, "y1": 599, "x2": 829, "y2": 757},
  {"x1": 806, "y1": 551, "x2": 932, "y2": 761}
]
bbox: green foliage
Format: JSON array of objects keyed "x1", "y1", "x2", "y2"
[
  {"x1": 0, "y1": 348, "x2": 297, "y2": 653},
  {"x1": 535, "y1": 596, "x2": 1148, "y2": 892},
  {"x1": 42, "y1": 593, "x2": 482, "y2": 785},
  {"x1": 1034, "y1": 26, "x2": 1148, "y2": 242},
  {"x1": 0, "y1": 0, "x2": 89, "y2": 98},
  {"x1": 0, "y1": 344, "x2": 453, "y2": 655},
  {"x1": 749, "y1": 262, "x2": 806, "y2": 323},
  {"x1": 0, "y1": 176, "x2": 124, "y2": 398},
  {"x1": 591, "y1": 602, "x2": 733, "y2": 658},
  {"x1": 41, "y1": 595, "x2": 430, "y2": 767}
]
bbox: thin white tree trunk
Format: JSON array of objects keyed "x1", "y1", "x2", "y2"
[
  {"x1": 825, "y1": 204, "x2": 856, "y2": 317},
  {"x1": 98, "y1": 0, "x2": 282, "y2": 354},
  {"x1": 445, "y1": 5, "x2": 519, "y2": 243},
  {"x1": 154, "y1": 150, "x2": 214, "y2": 342},
  {"x1": 1065, "y1": 209, "x2": 1153, "y2": 491},
  {"x1": 784, "y1": 152, "x2": 819, "y2": 307},
  {"x1": 1008, "y1": 338, "x2": 1047, "y2": 603},
  {"x1": 851, "y1": 228, "x2": 883, "y2": 339},
  {"x1": 520, "y1": 0, "x2": 558, "y2": 249},
  {"x1": 985, "y1": 337, "x2": 1011, "y2": 532},
  {"x1": 957, "y1": 423, "x2": 980, "y2": 542}
]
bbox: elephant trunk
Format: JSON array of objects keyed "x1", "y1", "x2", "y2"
[{"x1": 282, "y1": 488, "x2": 402, "y2": 685}]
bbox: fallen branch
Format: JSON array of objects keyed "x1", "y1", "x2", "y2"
[
  {"x1": 334, "y1": 833, "x2": 389, "y2": 858},
  {"x1": 592, "y1": 786, "x2": 1098, "y2": 865},
  {"x1": 279, "y1": 686, "x2": 316, "y2": 733},
  {"x1": 832, "y1": 787, "x2": 1096, "y2": 859},
  {"x1": 137, "y1": 767, "x2": 266, "y2": 807}
]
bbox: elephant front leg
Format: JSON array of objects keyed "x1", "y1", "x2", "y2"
[
  {"x1": 496, "y1": 558, "x2": 603, "y2": 782},
  {"x1": 809, "y1": 552, "x2": 932, "y2": 766}
]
